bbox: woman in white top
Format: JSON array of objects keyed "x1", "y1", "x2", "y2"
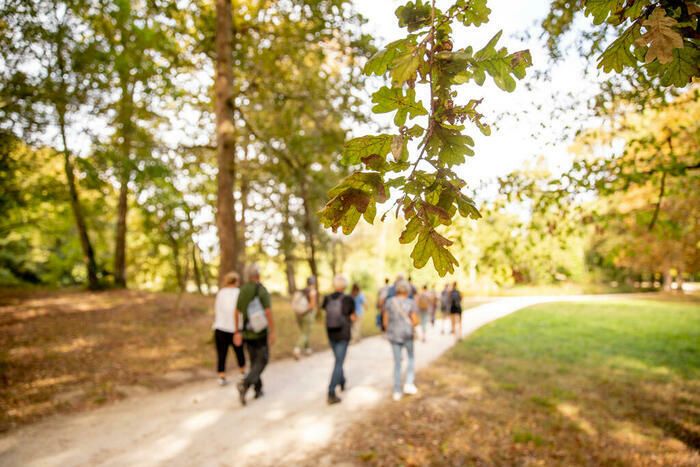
[{"x1": 213, "y1": 271, "x2": 245, "y2": 386}]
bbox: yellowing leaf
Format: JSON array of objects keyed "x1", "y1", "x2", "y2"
[
  {"x1": 410, "y1": 229, "x2": 458, "y2": 276},
  {"x1": 635, "y1": 8, "x2": 684, "y2": 64}
]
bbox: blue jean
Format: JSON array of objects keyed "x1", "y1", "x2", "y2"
[
  {"x1": 390, "y1": 340, "x2": 415, "y2": 393},
  {"x1": 329, "y1": 339, "x2": 349, "y2": 396}
]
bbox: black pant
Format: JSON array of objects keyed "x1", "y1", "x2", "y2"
[
  {"x1": 243, "y1": 338, "x2": 269, "y2": 393},
  {"x1": 214, "y1": 329, "x2": 245, "y2": 373}
]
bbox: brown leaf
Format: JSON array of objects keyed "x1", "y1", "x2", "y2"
[{"x1": 635, "y1": 8, "x2": 684, "y2": 64}]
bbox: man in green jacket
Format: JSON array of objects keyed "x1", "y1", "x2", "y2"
[{"x1": 234, "y1": 263, "x2": 276, "y2": 405}]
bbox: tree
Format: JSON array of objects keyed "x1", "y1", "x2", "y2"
[
  {"x1": 319, "y1": 0, "x2": 532, "y2": 276},
  {"x1": 0, "y1": 0, "x2": 101, "y2": 289}
]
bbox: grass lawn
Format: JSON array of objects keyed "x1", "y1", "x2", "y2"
[
  {"x1": 0, "y1": 288, "x2": 384, "y2": 432},
  {"x1": 320, "y1": 297, "x2": 700, "y2": 466}
]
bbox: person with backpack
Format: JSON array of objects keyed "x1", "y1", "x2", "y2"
[
  {"x1": 234, "y1": 263, "x2": 275, "y2": 406},
  {"x1": 383, "y1": 279, "x2": 419, "y2": 401},
  {"x1": 416, "y1": 285, "x2": 433, "y2": 342},
  {"x1": 350, "y1": 283, "x2": 365, "y2": 343},
  {"x1": 292, "y1": 276, "x2": 317, "y2": 359},
  {"x1": 449, "y1": 282, "x2": 463, "y2": 339},
  {"x1": 322, "y1": 274, "x2": 356, "y2": 405},
  {"x1": 375, "y1": 278, "x2": 390, "y2": 331},
  {"x1": 212, "y1": 271, "x2": 245, "y2": 386}
]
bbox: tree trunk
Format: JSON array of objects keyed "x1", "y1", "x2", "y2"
[
  {"x1": 58, "y1": 113, "x2": 100, "y2": 290},
  {"x1": 281, "y1": 195, "x2": 296, "y2": 295},
  {"x1": 191, "y1": 242, "x2": 203, "y2": 294},
  {"x1": 238, "y1": 175, "x2": 249, "y2": 273},
  {"x1": 300, "y1": 181, "x2": 319, "y2": 303},
  {"x1": 167, "y1": 232, "x2": 184, "y2": 291},
  {"x1": 113, "y1": 173, "x2": 129, "y2": 288},
  {"x1": 215, "y1": 0, "x2": 238, "y2": 286},
  {"x1": 662, "y1": 268, "x2": 673, "y2": 292}
]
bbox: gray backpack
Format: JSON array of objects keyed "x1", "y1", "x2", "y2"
[{"x1": 325, "y1": 295, "x2": 344, "y2": 329}]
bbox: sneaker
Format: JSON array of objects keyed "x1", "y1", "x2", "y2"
[
  {"x1": 293, "y1": 347, "x2": 301, "y2": 360},
  {"x1": 237, "y1": 381, "x2": 248, "y2": 406},
  {"x1": 254, "y1": 389, "x2": 264, "y2": 399},
  {"x1": 327, "y1": 394, "x2": 342, "y2": 405},
  {"x1": 403, "y1": 383, "x2": 418, "y2": 395},
  {"x1": 218, "y1": 377, "x2": 228, "y2": 387},
  {"x1": 340, "y1": 381, "x2": 346, "y2": 392},
  {"x1": 392, "y1": 392, "x2": 402, "y2": 401}
]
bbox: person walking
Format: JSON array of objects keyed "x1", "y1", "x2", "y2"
[
  {"x1": 350, "y1": 283, "x2": 365, "y2": 343},
  {"x1": 212, "y1": 271, "x2": 245, "y2": 386},
  {"x1": 292, "y1": 276, "x2": 317, "y2": 359},
  {"x1": 440, "y1": 283, "x2": 451, "y2": 335},
  {"x1": 430, "y1": 284, "x2": 439, "y2": 327},
  {"x1": 375, "y1": 278, "x2": 390, "y2": 331},
  {"x1": 323, "y1": 274, "x2": 356, "y2": 405},
  {"x1": 383, "y1": 279, "x2": 419, "y2": 401},
  {"x1": 235, "y1": 263, "x2": 275, "y2": 406},
  {"x1": 449, "y1": 282, "x2": 463, "y2": 338},
  {"x1": 416, "y1": 285, "x2": 432, "y2": 342}
]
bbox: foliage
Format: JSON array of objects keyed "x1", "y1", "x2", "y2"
[{"x1": 319, "y1": 0, "x2": 532, "y2": 276}]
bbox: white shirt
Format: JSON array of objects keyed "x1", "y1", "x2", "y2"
[{"x1": 212, "y1": 287, "x2": 240, "y2": 332}]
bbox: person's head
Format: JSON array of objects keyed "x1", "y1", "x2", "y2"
[
  {"x1": 333, "y1": 274, "x2": 348, "y2": 292},
  {"x1": 408, "y1": 276, "x2": 413, "y2": 283},
  {"x1": 222, "y1": 271, "x2": 240, "y2": 288},
  {"x1": 395, "y1": 279, "x2": 411, "y2": 297},
  {"x1": 422, "y1": 284, "x2": 428, "y2": 291},
  {"x1": 394, "y1": 273, "x2": 405, "y2": 285},
  {"x1": 452, "y1": 281, "x2": 458, "y2": 290},
  {"x1": 307, "y1": 276, "x2": 316, "y2": 287},
  {"x1": 351, "y1": 283, "x2": 360, "y2": 296},
  {"x1": 245, "y1": 263, "x2": 261, "y2": 283},
  {"x1": 384, "y1": 278, "x2": 390, "y2": 285}
]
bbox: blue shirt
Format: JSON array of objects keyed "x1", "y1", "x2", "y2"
[{"x1": 353, "y1": 292, "x2": 366, "y2": 317}]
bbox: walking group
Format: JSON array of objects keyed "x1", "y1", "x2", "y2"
[{"x1": 211, "y1": 265, "x2": 464, "y2": 406}]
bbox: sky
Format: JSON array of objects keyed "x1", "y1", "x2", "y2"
[{"x1": 352, "y1": 0, "x2": 600, "y2": 192}]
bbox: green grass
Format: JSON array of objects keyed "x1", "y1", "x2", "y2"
[
  {"x1": 453, "y1": 299, "x2": 700, "y2": 380},
  {"x1": 322, "y1": 297, "x2": 700, "y2": 465}
]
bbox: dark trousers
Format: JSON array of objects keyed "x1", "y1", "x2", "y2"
[
  {"x1": 328, "y1": 339, "x2": 349, "y2": 396},
  {"x1": 214, "y1": 329, "x2": 245, "y2": 373},
  {"x1": 243, "y1": 338, "x2": 269, "y2": 393}
]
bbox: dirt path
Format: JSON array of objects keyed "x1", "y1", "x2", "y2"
[{"x1": 0, "y1": 296, "x2": 600, "y2": 466}]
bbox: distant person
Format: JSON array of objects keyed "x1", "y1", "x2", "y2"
[
  {"x1": 350, "y1": 283, "x2": 365, "y2": 343},
  {"x1": 323, "y1": 274, "x2": 356, "y2": 405},
  {"x1": 376, "y1": 278, "x2": 390, "y2": 330},
  {"x1": 384, "y1": 279, "x2": 419, "y2": 401},
  {"x1": 439, "y1": 284, "x2": 451, "y2": 334},
  {"x1": 234, "y1": 263, "x2": 275, "y2": 405},
  {"x1": 212, "y1": 271, "x2": 245, "y2": 386},
  {"x1": 292, "y1": 276, "x2": 317, "y2": 359},
  {"x1": 449, "y1": 282, "x2": 462, "y2": 338},
  {"x1": 430, "y1": 284, "x2": 439, "y2": 326},
  {"x1": 416, "y1": 285, "x2": 433, "y2": 342},
  {"x1": 407, "y1": 276, "x2": 418, "y2": 297}
]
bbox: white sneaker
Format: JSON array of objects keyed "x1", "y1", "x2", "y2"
[
  {"x1": 392, "y1": 392, "x2": 402, "y2": 401},
  {"x1": 217, "y1": 377, "x2": 228, "y2": 387},
  {"x1": 403, "y1": 383, "x2": 418, "y2": 395}
]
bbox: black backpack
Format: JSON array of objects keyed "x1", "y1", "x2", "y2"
[{"x1": 325, "y1": 295, "x2": 345, "y2": 329}]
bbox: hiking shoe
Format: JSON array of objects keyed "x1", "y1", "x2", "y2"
[
  {"x1": 218, "y1": 377, "x2": 228, "y2": 387},
  {"x1": 254, "y1": 389, "x2": 264, "y2": 399},
  {"x1": 293, "y1": 347, "x2": 301, "y2": 360},
  {"x1": 327, "y1": 394, "x2": 342, "y2": 405},
  {"x1": 392, "y1": 392, "x2": 402, "y2": 401},
  {"x1": 237, "y1": 382, "x2": 247, "y2": 406},
  {"x1": 340, "y1": 380, "x2": 346, "y2": 392},
  {"x1": 403, "y1": 383, "x2": 418, "y2": 395}
]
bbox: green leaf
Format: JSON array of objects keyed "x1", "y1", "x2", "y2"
[
  {"x1": 597, "y1": 24, "x2": 639, "y2": 73},
  {"x1": 363, "y1": 201, "x2": 377, "y2": 224},
  {"x1": 395, "y1": 0, "x2": 432, "y2": 32},
  {"x1": 585, "y1": 0, "x2": 623, "y2": 25},
  {"x1": 364, "y1": 38, "x2": 410, "y2": 76},
  {"x1": 391, "y1": 48, "x2": 422, "y2": 85},
  {"x1": 399, "y1": 216, "x2": 421, "y2": 244},
  {"x1": 371, "y1": 86, "x2": 428, "y2": 126},
  {"x1": 455, "y1": 0, "x2": 490, "y2": 27},
  {"x1": 427, "y1": 124, "x2": 475, "y2": 165},
  {"x1": 456, "y1": 193, "x2": 481, "y2": 219},
  {"x1": 410, "y1": 229, "x2": 459, "y2": 276},
  {"x1": 657, "y1": 46, "x2": 700, "y2": 87},
  {"x1": 470, "y1": 32, "x2": 530, "y2": 92},
  {"x1": 342, "y1": 135, "x2": 393, "y2": 165}
]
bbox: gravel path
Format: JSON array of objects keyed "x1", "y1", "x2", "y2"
[{"x1": 0, "y1": 296, "x2": 594, "y2": 466}]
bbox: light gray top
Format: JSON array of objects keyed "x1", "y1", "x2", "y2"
[{"x1": 385, "y1": 296, "x2": 417, "y2": 344}]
